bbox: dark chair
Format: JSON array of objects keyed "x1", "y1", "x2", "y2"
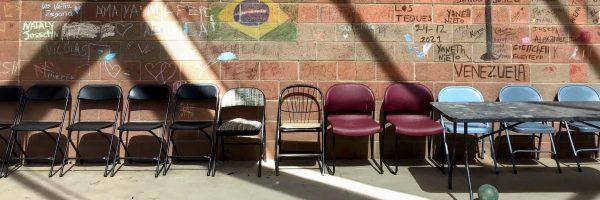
[
  {"x1": 60, "y1": 84, "x2": 122, "y2": 177},
  {"x1": 0, "y1": 86, "x2": 23, "y2": 177},
  {"x1": 110, "y1": 84, "x2": 171, "y2": 177},
  {"x1": 210, "y1": 87, "x2": 266, "y2": 177},
  {"x1": 324, "y1": 83, "x2": 382, "y2": 175},
  {"x1": 499, "y1": 85, "x2": 561, "y2": 174},
  {"x1": 557, "y1": 84, "x2": 600, "y2": 172},
  {"x1": 1, "y1": 84, "x2": 70, "y2": 177},
  {"x1": 275, "y1": 84, "x2": 325, "y2": 176},
  {"x1": 381, "y1": 83, "x2": 447, "y2": 174},
  {"x1": 166, "y1": 83, "x2": 219, "y2": 176}
]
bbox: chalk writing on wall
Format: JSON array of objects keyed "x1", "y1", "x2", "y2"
[
  {"x1": 22, "y1": 21, "x2": 58, "y2": 41},
  {"x1": 454, "y1": 64, "x2": 528, "y2": 82},
  {"x1": 395, "y1": 5, "x2": 432, "y2": 23},
  {"x1": 33, "y1": 61, "x2": 75, "y2": 80},
  {"x1": 512, "y1": 44, "x2": 550, "y2": 61},
  {"x1": 0, "y1": 61, "x2": 17, "y2": 76},
  {"x1": 41, "y1": 2, "x2": 81, "y2": 19},
  {"x1": 144, "y1": 61, "x2": 177, "y2": 83},
  {"x1": 415, "y1": 24, "x2": 449, "y2": 43}
]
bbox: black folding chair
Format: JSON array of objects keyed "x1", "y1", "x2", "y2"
[
  {"x1": 1, "y1": 84, "x2": 70, "y2": 177},
  {"x1": 0, "y1": 86, "x2": 24, "y2": 177},
  {"x1": 275, "y1": 84, "x2": 325, "y2": 176},
  {"x1": 210, "y1": 87, "x2": 266, "y2": 177},
  {"x1": 110, "y1": 84, "x2": 171, "y2": 177},
  {"x1": 165, "y1": 83, "x2": 219, "y2": 176},
  {"x1": 60, "y1": 84, "x2": 122, "y2": 177}
]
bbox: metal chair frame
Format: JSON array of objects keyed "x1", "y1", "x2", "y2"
[
  {"x1": 498, "y1": 85, "x2": 561, "y2": 174},
  {"x1": 0, "y1": 86, "x2": 24, "y2": 177},
  {"x1": 556, "y1": 84, "x2": 600, "y2": 172},
  {"x1": 165, "y1": 83, "x2": 219, "y2": 176},
  {"x1": 1, "y1": 84, "x2": 70, "y2": 177},
  {"x1": 438, "y1": 86, "x2": 498, "y2": 174},
  {"x1": 110, "y1": 84, "x2": 171, "y2": 178},
  {"x1": 323, "y1": 84, "x2": 383, "y2": 175},
  {"x1": 210, "y1": 87, "x2": 266, "y2": 177},
  {"x1": 275, "y1": 84, "x2": 325, "y2": 176},
  {"x1": 59, "y1": 84, "x2": 122, "y2": 177}
]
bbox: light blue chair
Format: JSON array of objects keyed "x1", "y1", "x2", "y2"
[
  {"x1": 438, "y1": 86, "x2": 498, "y2": 174},
  {"x1": 499, "y1": 85, "x2": 561, "y2": 174},
  {"x1": 557, "y1": 84, "x2": 600, "y2": 172}
]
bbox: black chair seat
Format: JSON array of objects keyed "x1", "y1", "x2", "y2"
[
  {"x1": 67, "y1": 121, "x2": 114, "y2": 131},
  {"x1": 12, "y1": 121, "x2": 61, "y2": 131},
  {"x1": 171, "y1": 121, "x2": 212, "y2": 130},
  {"x1": 118, "y1": 122, "x2": 163, "y2": 131},
  {"x1": 0, "y1": 122, "x2": 12, "y2": 130}
]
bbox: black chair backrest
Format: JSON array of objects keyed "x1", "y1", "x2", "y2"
[
  {"x1": 279, "y1": 84, "x2": 323, "y2": 124},
  {"x1": 0, "y1": 85, "x2": 23, "y2": 102},
  {"x1": 176, "y1": 83, "x2": 219, "y2": 100},
  {"x1": 78, "y1": 84, "x2": 122, "y2": 101},
  {"x1": 25, "y1": 84, "x2": 70, "y2": 101},
  {"x1": 128, "y1": 84, "x2": 170, "y2": 100}
]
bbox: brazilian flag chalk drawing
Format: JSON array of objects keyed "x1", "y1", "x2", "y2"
[{"x1": 213, "y1": 0, "x2": 297, "y2": 41}]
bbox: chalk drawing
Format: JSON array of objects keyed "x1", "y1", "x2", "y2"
[
  {"x1": 522, "y1": 37, "x2": 530, "y2": 44},
  {"x1": 61, "y1": 22, "x2": 99, "y2": 40},
  {"x1": 217, "y1": 52, "x2": 236, "y2": 61},
  {"x1": 403, "y1": 33, "x2": 414, "y2": 54},
  {"x1": 104, "y1": 52, "x2": 117, "y2": 61},
  {"x1": 144, "y1": 61, "x2": 177, "y2": 83},
  {"x1": 569, "y1": 48, "x2": 578, "y2": 60},
  {"x1": 102, "y1": 61, "x2": 121, "y2": 78},
  {"x1": 0, "y1": 61, "x2": 17, "y2": 76}
]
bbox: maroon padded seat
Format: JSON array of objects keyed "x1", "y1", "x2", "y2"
[
  {"x1": 383, "y1": 83, "x2": 442, "y2": 136},
  {"x1": 324, "y1": 83, "x2": 383, "y2": 174},
  {"x1": 328, "y1": 115, "x2": 381, "y2": 137},
  {"x1": 381, "y1": 83, "x2": 447, "y2": 175},
  {"x1": 386, "y1": 115, "x2": 443, "y2": 136},
  {"x1": 325, "y1": 83, "x2": 380, "y2": 137}
]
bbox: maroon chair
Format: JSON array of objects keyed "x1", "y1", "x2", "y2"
[
  {"x1": 324, "y1": 83, "x2": 383, "y2": 175},
  {"x1": 381, "y1": 83, "x2": 448, "y2": 174}
]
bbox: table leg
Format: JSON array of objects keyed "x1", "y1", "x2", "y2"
[
  {"x1": 448, "y1": 122, "x2": 458, "y2": 190},
  {"x1": 464, "y1": 122, "x2": 474, "y2": 200}
]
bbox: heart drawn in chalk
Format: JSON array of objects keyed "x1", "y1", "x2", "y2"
[
  {"x1": 103, "y1": 61, "x2": 121, "y2": 78},
  {"x1": 113, "y1": 22, "x2": 133, "y2": 37},
  {"x1": 144, "y1": 61, "x2": 177, "y2": 83}
]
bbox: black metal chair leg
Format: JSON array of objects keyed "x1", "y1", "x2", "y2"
[
  {"x1": 331, "y1": 133, "x2": 336, "y2": 175},
  {"x1": 1, "y1": 131, "x2": 17, "y2": 177},
  {"x1": 378, "y1": 132, "x2": 383, "y2": 174},
  {"x1": 275, "y1": 128, "x2": 280, "y2": 176},
  {"x1": 489, "y1": 136, "x2": 499, "y2": 174},
  {"x1": 442, "y1": 133, "x2": 450, "y2": 175},
  {"x1": 564, "y1": 122, "x2": 581, "y2": 172},
  {"x1": 103, "y1": 130, "x2": 116, "y2": 177},
  {"x1": 258, "y1": 138, "x2": 263, "y2": 177},
  {"x1": 110, "y1": 131, "x2": 125, "y2": 177},
  {"x1": 548, "y1": 132, "x2": 562, "y2": 173},
  {"x1": 154, "y1": 129, "x2": 167, "y2": 178},
  {"x1": 504, "y1": 127, "x2": 517, "y2": 174},
  {"x1": 536, "y1": 133, "x2": 543, "y2": 160},
  {"x1": 59, "y1": 131, "x2": 74, "y2": 177},
  {"x1": 393, "y1": 132, "x2": 399, "y2": 175},
  {"x1": 48, "y1": 131, "x2": 64, "y2": 177}
]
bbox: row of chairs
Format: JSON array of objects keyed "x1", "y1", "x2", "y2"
[
  {"x1": 0, "y1": 84, "x2": 266, "y2": 178},
  {"x1": 0, "y1": 83, "x2": 598, "y2": 178}
]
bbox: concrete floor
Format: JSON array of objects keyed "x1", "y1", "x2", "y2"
[{"x1": 1, "y1": 158, "x2": 600, "y2": 200}]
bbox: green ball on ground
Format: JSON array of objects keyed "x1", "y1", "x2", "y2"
[{"x1": 477, "y1": 184, "x2": 499, "y2": 200}]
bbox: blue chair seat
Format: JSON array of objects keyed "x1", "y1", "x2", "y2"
[
  {"x1": 443, "y1": 122, "x2": 491, "y2": 134},
  {"x1": 508, "y1": 122, "x2": 554, "y2": 133},
  {"x1": 566, "y1": 121, "x2": 600, "y2": 133}
]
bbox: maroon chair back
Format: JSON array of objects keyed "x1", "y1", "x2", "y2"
[
  {"x1": 383, "y1": 83, "x2": 433, "y2": 115},
  {"x1": 325, "y1": 83, "x2": 375, "y2": 115}
]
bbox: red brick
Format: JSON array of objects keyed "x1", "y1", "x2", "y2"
[
  {"x1": 472, "y1": 6, "x2": 509, "y2": 24},
  {"x1": 337, "y1": 61, "x2": 376, "y2": 81},
  {"x1": 509, "y1": 5, "x2": 529, "y2": 24},
  {"x1": 300, "y1": 61, "x2": 336, "y2": 80},
  {"x1": 319, "y1": 4, "x2": 353, "y2": 23},
  {"x1": 0, "y1": 2, "x2": 20, "y2": 21},
  {"x1": 433, "y1": 5, "x2": 472, "y2": 24},
  {"x1": 570, "y1": 63, "x2": 588, "y2": 83},
  {"x1": 415, "y1": 63, "x2": 453, "y2": 81},
  {"x1": 221, "y1": 61, "x2": 259, "y2": 80},
  {"x1": 394, "y1": 5, "x2": 433, "y2": 24},
  {"x1": 260, "y1": 61, "x2": 298, "y2": 80},
  {"x1": 355, "y1": 5, "x2": 395, "y2": 23},
  {"x1": 297, "y1": 4, "x2": 318, "y2": 23},
  {"x1": 375, "y1": 62, "x2": 415, "y2": 81}
]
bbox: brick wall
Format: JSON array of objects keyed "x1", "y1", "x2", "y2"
[{"x1": 0, "y1": 0, "x2": 599, "y2": 161}]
